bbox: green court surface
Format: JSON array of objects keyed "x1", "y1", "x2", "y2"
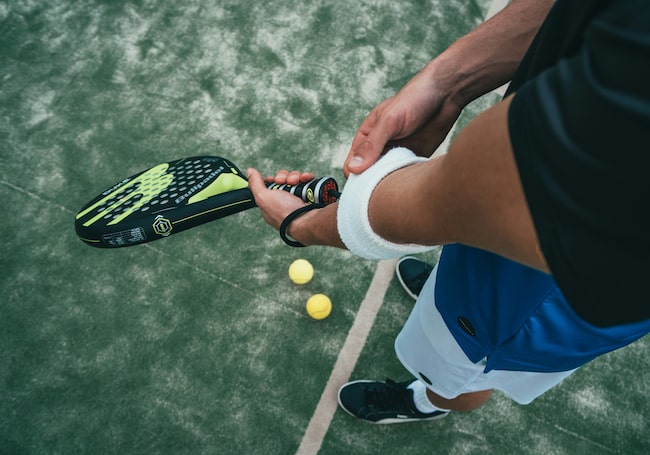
[{"x1": 1, "y1": 1, "x2": 647, "y2": 454}]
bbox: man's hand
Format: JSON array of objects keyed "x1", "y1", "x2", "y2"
[
  {"x1": 343, "y1": 71, "x2": 462, "y2": 177},
  {"x1": 246, "y1": 168, "x2": 312, "y2": 231},
  {"x1": 247, "y1": 167, "x2": 344, "y2": 249}
]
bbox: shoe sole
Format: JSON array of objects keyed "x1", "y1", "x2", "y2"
[{"x1": 337, "y1": 380, "x2": 449, "y2": 424}]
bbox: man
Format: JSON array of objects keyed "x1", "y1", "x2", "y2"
[{"x1": 246, "y1": 0, "x2": 650, "y2": 423}]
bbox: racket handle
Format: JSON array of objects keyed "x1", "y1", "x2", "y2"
[{"x1": 265, "y1": 176, "x2": 339, "y2": 205}]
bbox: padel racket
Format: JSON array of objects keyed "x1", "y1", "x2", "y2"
[{"x1": 75, "y1": 156, "x2": 338, "y2": 248}]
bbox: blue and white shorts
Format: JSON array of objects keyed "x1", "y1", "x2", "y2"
[{"x1": 394, "y1": 265, "x2": 576, "y2": 405}]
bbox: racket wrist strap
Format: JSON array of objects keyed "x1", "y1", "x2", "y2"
[{"x1": 280, "y1": 203, "x2": 325, "y2": 247}]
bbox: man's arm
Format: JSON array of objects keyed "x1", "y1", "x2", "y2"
[
  {"x1": 281, "y1": 94, "x2": 548, "y2": 272},
  {"x1": 247, "y1": 1, "x2": 555, "y2": 271},
  {"x1": 344, "y1": 0, "x2": 554, "y2": 176}
]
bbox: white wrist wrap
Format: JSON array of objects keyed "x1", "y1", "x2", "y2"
[{"x1": 337, "y1": 147, "x2": 436, "y2": 260}]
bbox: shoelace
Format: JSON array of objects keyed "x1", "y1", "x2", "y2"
[{"x1": 363, "y1": 379, "x2": 413, "y2": 410}]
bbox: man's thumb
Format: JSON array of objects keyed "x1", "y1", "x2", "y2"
[
  {"x1": 246, "y1": 168, "x2": 266, "y2": 198},
  {"x1": 344, "y1": 145, "x2": 376, "y2": 177}
]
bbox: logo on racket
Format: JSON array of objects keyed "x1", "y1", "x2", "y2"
[{"x1": 152, "y1": 215, "x2": 173, "y2": 236}]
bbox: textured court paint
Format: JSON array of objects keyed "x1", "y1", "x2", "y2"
[{"x1": 1, "y1": 0, "x2": 648, "y2": 454}]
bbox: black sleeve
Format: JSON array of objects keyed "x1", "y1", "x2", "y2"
[{"x1": 508, "y1": 0, "x2": 650, "y2": 326}]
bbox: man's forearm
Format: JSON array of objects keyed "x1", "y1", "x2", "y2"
[
  {"x1": 368, "y1": 96, "x2": 550, "y2": 272},
  {"x1": 285, "y1": 97, "x2": 549, "y2": 271},
  {"x1": 425, "y1": 0, "x2": 554, "y2": 107}
]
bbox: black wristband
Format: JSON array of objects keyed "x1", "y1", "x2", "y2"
[{"x1": 279, "y1": 203, "x2": 325, "y2": 247}]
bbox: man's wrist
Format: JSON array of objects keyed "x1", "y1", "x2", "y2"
[
  {"x1": 288, "y1": 203, "x2": 343, "y2": 249},
  {"x1": 279, "y1": 204, "x2": 323, "y2": 247}
]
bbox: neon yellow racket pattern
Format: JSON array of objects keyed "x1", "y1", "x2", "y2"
[{"x1": 74, "y1": 156, "x2": 338, "y2": 248}]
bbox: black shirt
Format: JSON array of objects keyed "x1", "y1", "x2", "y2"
[{"x1": 508, "y1": 0, "x2": 650, "y2": 326}]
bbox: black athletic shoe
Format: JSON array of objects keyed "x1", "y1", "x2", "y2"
[
  {"x1": 337, "y1": 379, "x2": 449, "y2": 424},
  {"x1": 396, "y1": 257, "x2": 434, "y2": 300}
]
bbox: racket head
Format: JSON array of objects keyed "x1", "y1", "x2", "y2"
[{"x1": 75, "y1": 156, "x2": 255, "y2": 248}]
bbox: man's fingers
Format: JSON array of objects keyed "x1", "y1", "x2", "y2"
[
  {"x1": 286, "y1": 171, "x2": 316, "y2": 185},
  {"x1": 274, "y1": 170, "x2": 289, "y2": 183},
  {"x1": 263, "y1": 169, "x2": 316, "y2": 185}
]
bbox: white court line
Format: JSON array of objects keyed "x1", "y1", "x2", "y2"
[
  {"x1": 298, "y1": 3, "x2": 509, "y2": 452},
  {"x1": 1, "y1": 179, "x2": 75, "y2": 214},
  {"x1": 296, "y1": 259, "x2": 397, "y2": 455}
]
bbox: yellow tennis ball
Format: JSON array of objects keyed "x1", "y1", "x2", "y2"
[
  {"x1": 306, "y1": 294, "x2": 332, "y2": 320},
  {"x1": 289, "y1": 259, "x2": 314, "y2": 284}
]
